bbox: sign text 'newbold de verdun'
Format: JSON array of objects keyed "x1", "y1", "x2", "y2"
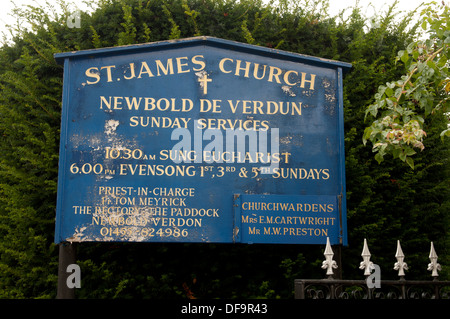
[{"x1": 54, "y1": 37, "x2": 351, "y2": 245}]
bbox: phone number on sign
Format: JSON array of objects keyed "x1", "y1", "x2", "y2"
[{"x1": 100, "y1": 227, "x2": 189, "y2": 238}]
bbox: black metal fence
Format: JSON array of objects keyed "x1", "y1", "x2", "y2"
[
  {"x1": 294, "y1": 238, "x2": 450, "y2": 299},
  {"x1": 295, "y1": 278, "x2": 450, "y2": 299}
]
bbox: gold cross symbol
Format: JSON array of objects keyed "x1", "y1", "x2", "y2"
[{"x1": 197, "y1": 71, "x2": 212, "y2": 95}]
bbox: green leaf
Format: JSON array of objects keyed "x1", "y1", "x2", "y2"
[
  {"x1": 406, "y1": 156, "x2": 414, "y2": 169},
  {"x1": 392, "y1": 147, "x2": 401, "y2": 159},
  {"x1": 404, "y1": 147, "x2": 416, "y2": 156},
  {"x1": 440, "y1": 128, "x2": 450, "y2": 141},
  {"x1": 421, "y1": 20, "x2": 428, "y2": 30},
  {"x1": 378, "y1": 85, "x2": 387, "y2": 96},
  {"x1": 374, "y1": 152, "x2": 384, "y2": 164},
  {"x1": 426, "y1": 59, "x2": 437, "y2": 71},
  {"x1": 362, "y1": 127, "x2": 372, "y2": 145},
  {"x1": 400, "y1": 50, "x2": 409, "y2": 64},
  {"x1": 385, "y1": 87, "x2": 394, "y2": 97},
  {"x1": 386, "y1": 82, "x2": 396, "y2": 89}
]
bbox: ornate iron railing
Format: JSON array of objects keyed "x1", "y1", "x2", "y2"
[{"x1": 294, "y1": 238, "x2": 450, "y2": 299}]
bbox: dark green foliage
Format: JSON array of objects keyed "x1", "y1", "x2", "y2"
[{"x1": 0, "y1": 0, "x2": 448, "y2": 298}]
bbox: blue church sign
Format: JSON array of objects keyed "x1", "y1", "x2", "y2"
[{"x1": 54, "y1": 37, "x2": 351, "y2": 245}]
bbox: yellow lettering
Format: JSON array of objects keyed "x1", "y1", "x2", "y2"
[
  {"x1": 100, "y1": 96, "x2": 111, "y2": 109},
  {"x1": 155, "y1": 59, "x2": 174, "y2": 76},
  {"x1": 159, "y1": 150, "x2": 169, "y2": 161},
  {"x1": 144, "y1": 97, "x2": 156, "y2": 110},
  {"x1": 235, "y1": 60, "x2": 251, "y2": 78},
  {"x1": 253, "y1": 101, "x2": 264, "y2": 114},
  {"x1": 300, "y1": 72, "x2": 316, "y2": 90},
  {"x1": 283, "y1": 70, "x2": 298, "y2": 86},
  {"x1": 123, "y1": 63, "x2": 136, "y2": 80},
  {"x1": 192, "y1": 55, "x2": 206, "y2": 71},
  {"x1": 182, "y1": 98, "x2": 194, "y2": 112},
  {"x1": 219, "y1": 58, "x2": 233, "y2": 74},
  {"x1": 291, "y1": 102, "x2": 302, "y2": 115},
  {"x1": 176, "y1": 57, "x2": 190, "y2": 74},
  {"x1": 242, "y1": 100, "x2": 252, "y2": 114},
  {"x1": 85, "y1": 67, "x2": 100, "y2": 85},
  {"x1": 138, "y1": 61, "x2": 154, "y2": 78},
  {"x1": 130, "y1": 116, "x2": 138, "y2": 127},
  {"x1": 268, "y1": 66, "x2": 282, "y2": 83},
  {"x1": 253, "y1": 63, "x2": 267, "y2": 80},
  {"x1": 113, "y1": 96, "x2": 123, "y2": 109},
  {"x1": 124, "y1": 96, "x2": 142, "y2": 110},
  {"x1": 100, "y1": 65, "x2": 115, "y2": 82}
]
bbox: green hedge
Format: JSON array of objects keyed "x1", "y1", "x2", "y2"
[{"x1": 0, "y1": 0, "x2": 448, "y2": 298}]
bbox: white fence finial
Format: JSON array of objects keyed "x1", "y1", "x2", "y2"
[
  {"x1": 394, "y1": 240, "x2": 408, "y2": 277},
  {"x1": 359, "y1": 238, "x2": 374, "y2": 276},
  {"x1": 427, "y1": 242, "x2": 441, "y2": 278},
  {"x1": 321, "y1": 237, "x2": 338, "y2": 277}
]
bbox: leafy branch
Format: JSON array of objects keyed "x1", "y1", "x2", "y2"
[{"x1": 363, "y1": 2, "x2": 450, "y2": 169}]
